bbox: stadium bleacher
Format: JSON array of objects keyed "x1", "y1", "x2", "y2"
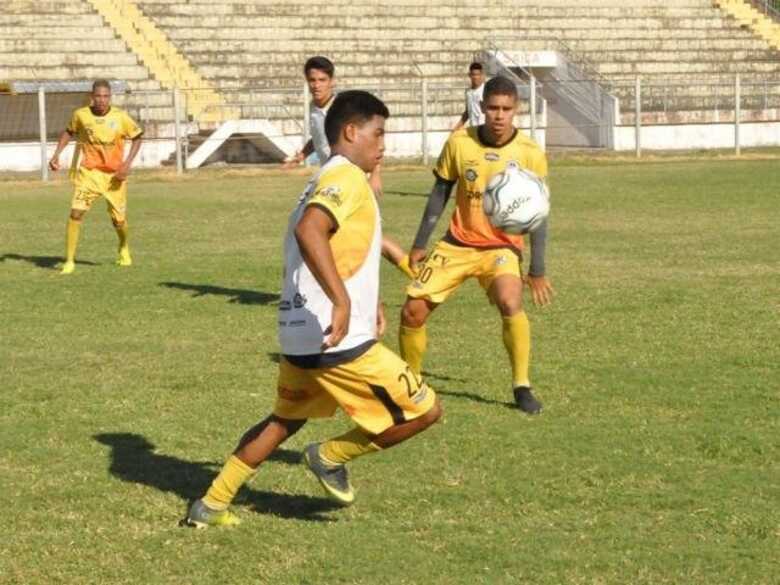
[{"x1": 1, "y1": 0, "x2": 779, "y2": 154}]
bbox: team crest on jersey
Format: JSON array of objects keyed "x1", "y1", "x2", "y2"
[
  {"x1": 108, "y1": 120, "x2": 118, "y2": 130},
  {"x1": 465, "y1": 168, "x2": 478, "y2": 182},
  {"x1": 314, "y1": 185, "x2": 342, "y2": 206},
  {"x1": 506, "y1": 160, "x2": 521, "y2": 171},
  {"x1": 292, "y1": 293, "x2": 307, "y2": 309},
  {"x1": 494, "y1": 255, "x2": 508, "y2": 267},
  {"x1": 484, "y1": 152, "x2": 500, "y2": 161}
]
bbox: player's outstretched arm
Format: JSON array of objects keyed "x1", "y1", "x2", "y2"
[
  {"x1": 48, "y1": 130, "x2": 72, "y2": 171},
  {"x1": 408, "y1": 176, "x2": 455, "y2": 267},
  {"x1": 525, "y1": 219, "x2": 554, "y2": 307},
  {"x1": 295, "y1": 206, "x2": 351, "y2": 349},
  {"x1": 282, "y1": 139, "x2": 314, "y2": 168}
]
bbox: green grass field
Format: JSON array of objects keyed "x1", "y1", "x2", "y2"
[{"x1": 1, "y1": 159, "x2": 778, "y2": 585}]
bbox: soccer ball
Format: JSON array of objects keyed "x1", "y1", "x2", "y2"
[{"x1": 483, "y1": 166, "x2": 550, "y2": 234}]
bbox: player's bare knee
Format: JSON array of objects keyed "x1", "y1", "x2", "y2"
[
  {"x1": 69, "y1": 210, "x2": 85, "y2": 221},
  {"x1": 112, "y1": 219, "x2": 126, "y2": 228},
  {"x1": 401, "y1": 299, "x2": 428, "y2": 328},
  {"x1": 495, "y1": 296, "x2": 522, "y2": 316}
]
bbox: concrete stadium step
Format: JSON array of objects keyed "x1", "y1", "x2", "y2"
[
  {"x1": 576, "y1": 49, "x2": 778, "y2": 62},
  {"x1": 0, "y1": 39, "x2": 130, "y2": 53},
  {"x1": 0, "y1": 52, "x2": 140, "y2": 67},
  {"x1": 148, "y1": 15, "x2": 737, "y2": 31},
  {"x1": 3, "y1": 66, "x2": 153, "y2": 81},
  {"x1": 598, "y1": 61, "x2": 780, "y2": 75},
  {"x1": 3, "y1": 1, "x2": 92, "y2": 14},
  {"x1": 0, "y1": 26, "x2": 117, "y2": 40},
  {"x1": 138, "y1": 3, "x2": 717, "y2": 19},
  {"x1": 0, "y1": 14, "x2": 105, "y2": 27}
]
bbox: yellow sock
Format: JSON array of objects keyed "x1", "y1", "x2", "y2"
[
  {"x1": 502, "y1": 312, "x2": 531, "y2": 387},
  {"x1": 399, "y1": 324, "x2": 427, "y2": 377},
  {"x1": 115, "y1": 223, "x2": 129, "y2": 251},
  {"x1": 65, "y1": 218, "x2": 81, "y2": 263},
  {"x1": 319, "y1": 427, "x2": 380, "y2": 465},
  {"x1": 396, "y1": 254, "x2": 416, "y2": 279},
  {"x1": 202, "y1": 455, "x2": 256, "y2": 511}
]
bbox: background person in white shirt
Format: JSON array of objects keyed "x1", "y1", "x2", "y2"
[
  {"x1": 285, "y1": 56, "x2": 416, "y2": 279},
  {"x1": 452, "y1": 62, "x2": 486, "y2": 132}
]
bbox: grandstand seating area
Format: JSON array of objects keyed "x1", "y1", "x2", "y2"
[{"x1": 1, "y1": 0, "x2": 779, "y2": 146}]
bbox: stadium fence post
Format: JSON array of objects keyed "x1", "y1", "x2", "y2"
[
  {"x1": 303, "y1": 82, "x2": 310, "y2": 167},
  {"x1": 635, "y1": 76, "x2": 641, "y2": 159},
  {"x1": 173, "y1": 88, "x2": 183, "y2": 175},
  {"x1": 530, "y1": 75, "x2": 537, "y2": 141},
  {"x1": 38, "y1": 87, "x2": 48, "y2": 181},
  {"x1": 421, "y1": 78, "x2": 429, "y2": 166},
  {"x1": 735, "y1": 73, "x2": 741, "y2": 156}
]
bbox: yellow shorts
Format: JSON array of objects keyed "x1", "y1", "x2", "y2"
[
  {"x1": 71, "y1": 167, "x2": 128, "y2": 223},
  {"x1": 273, "y1": 343, "x2": 436, "y2": 435},
  {"x1": 406, "y1": 240, "x2": 522, "y2": 304}
]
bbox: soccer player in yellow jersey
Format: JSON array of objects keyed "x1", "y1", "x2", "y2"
[
  {"x1": 185, "y1": 91, "x2": 441, "y2": 528},
  {"x1": 48, "y1": 79, "x2": 143, "y2": 274},
  {"x1": 399, "y1": 76, "x2": 554, "y2": 414}
]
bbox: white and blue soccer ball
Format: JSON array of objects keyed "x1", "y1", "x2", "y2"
[{"x1": 483, "y1": 166, "x2": 550, "y2": 235}]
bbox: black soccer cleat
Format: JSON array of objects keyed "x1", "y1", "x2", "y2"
[{"x1": 513, "y1": 386, "x2": 543, "y2": 415}]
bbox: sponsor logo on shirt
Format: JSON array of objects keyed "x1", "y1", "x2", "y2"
[
  {"x1": 314, "y1": 185, "x2": 342, "y2": 207},
  {"x1": 485, "y1": 152, "x2": 500, "y2": 161}
]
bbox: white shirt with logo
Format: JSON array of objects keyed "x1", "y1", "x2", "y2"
[{"x1": 278, "y1": 155, "x2": 382, "y2": 358}]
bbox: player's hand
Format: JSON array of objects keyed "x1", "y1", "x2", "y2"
[
  {"x1": 409, "y1": 247, "x2": 427, "y2": 272},
  {"x1": 114, "y1": 165, "x2": 130, "y2": 182},
  {"x1": 322, "y1": 301, "x2": 351, "y2": 350},
  {"x1": 282, "y1": 152, "x2": 304, "y2": 169},
  {"x1": 525, "y1": 275, "x2": 554, "y2": 307},
  {"x1": 375, "y1": 301, "x2": 387, "y2": 338},
  {"x1": 48, "y1": 157, "x2": 61, "y2": 172}
]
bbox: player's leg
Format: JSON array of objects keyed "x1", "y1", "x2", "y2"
[
  {"x1": 105, "y1": 179, "x2": 131, "y2": 266},
  {"x1": 305, "y1": 344, "x2": 442, "y2": 505},
  {"x1": 186, "y1": 415, "x2": 307, "y2": 528},
  {"x1": 62, "y1": 208, "x2": 87, "y2": 274},
  {"x1": 186, "y1": 360, "x2": 334, "y2": 528},
  {"x1": 484, "y1": 263, "x2": 542, "y2": 415},
  {"x1": 399, "y1": 297, "x2": 437, "y2": 376},
  {"x1": 399, "y1": 241, "x2": 472, "y2": 376}
]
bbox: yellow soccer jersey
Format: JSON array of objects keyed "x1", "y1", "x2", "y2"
[
  {"x1": 435, "y1": 127, "x2": 548, "y2": 250},
  {"x1": 279, "y1": 155, "x2": 382, "y2": 360},
  {"x1": 67, "y1": 106, "x2": 143, "y2": 174}
]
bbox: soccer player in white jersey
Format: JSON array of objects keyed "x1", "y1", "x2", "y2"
[
  {"x1": 284, "y1": 56, "x2": 416, "y2": 279},
  {"x1": 452, "y1": 62, "x2": 486, "y2": 132},
  {"x1": 186, "y1": 91, "x2": 442, "y2": 528}
]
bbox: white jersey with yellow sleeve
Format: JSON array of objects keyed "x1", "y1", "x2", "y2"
[{"x1": 278, "y1": 155, "x2": 382, "y2": 363}]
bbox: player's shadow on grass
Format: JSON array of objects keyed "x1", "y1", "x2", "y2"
[
  {"x1": 385, "y1": 190, "x2": 427, "y2": 198},
  {"x1": 0, "y1": 253, "x2": 99, "y2": 270},
  {"x1": 94, "y1": 432, "x2": 339, "y2": 522},
  {"x1": 436, "y1": 389, "x2": 515, "y2": 409},
  {"x1": 160, "y1": 282, "x2": 279, "y2": 305}
]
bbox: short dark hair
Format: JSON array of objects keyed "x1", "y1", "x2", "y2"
[
  {"x1": 483, "y1": 76, "x2": 518, "y2": 102},
  {"x1": 324, "y1": 90, "x2": 390, "y2": 146},
  {"x1": 304, "y1": 56, "x2": 335, "y2": 78},
  {"x1": 469, "y1": 62, "x2": 483, "y2": 73},
  {"x1": 92, "y1": 79, "x2": 111, "y2": 93}
]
